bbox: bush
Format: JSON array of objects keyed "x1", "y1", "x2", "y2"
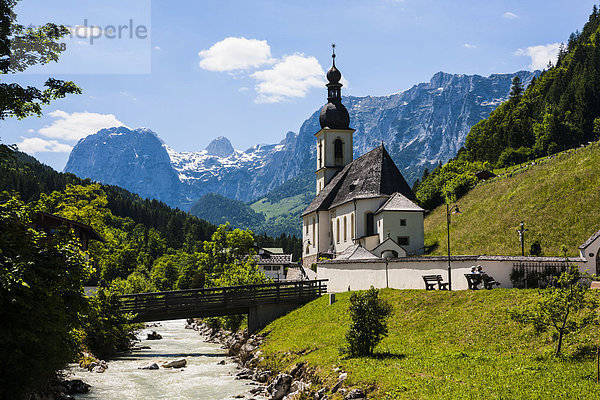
[
  {"x1": 344, "y1": 287, "x2": 392, "y2": 356},
  {"x1": 80, "y1": 284, "x2": 137, "y2": 359}
]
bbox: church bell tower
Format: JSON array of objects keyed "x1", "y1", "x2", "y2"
[{"x1": 315, "y1": 45, "x2": 355, "y2": 195}]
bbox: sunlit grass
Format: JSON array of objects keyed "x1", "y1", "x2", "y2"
[
  {"x1": 424, "y1": 143, "x2": 600, "y2": 257},
  {"x1": 259, "y1": 289, "x2": 600, "y2": 399}
]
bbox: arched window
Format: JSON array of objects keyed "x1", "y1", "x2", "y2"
[
  {"x1": 334, "y1": 138, "x2": 343, "y2": 166},
  {"x1": 366, "y1": 212, "x2": 374, "y2": 236},
  {"x1": 336, "y1": 218, "x2": 340, "y2": 243},
  {"x1": 351, "y1": 213, "x2": 355, "y2": 242},
  {"x1": 343, "y1": 216, "x2": 347, "y2": 242},
  {"x1": 306, "y1": 245, "x2": 310, "y2": 255},
  {"x1": 312, "y1": 218, "x2": 316, "y2": 246}
]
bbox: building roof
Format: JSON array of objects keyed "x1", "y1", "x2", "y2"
[
  {"x1": 35, "y1": 211, "x2": 104, "y2": 242},
  {"x1": 261, "y1": 247, "x2": 284, "y2": 254},
  {"x1": 375, "y1": 192, "x2": 424, "y2": 213},
  {"x1": 335, "y1": 244, "x2": 378, "y2": 260},
  {"x1": 253, "y1": 253, "x2": 293, "y2": 265},
  {"x1": 302, "y1": 145, "x2": 416, "y2": 216},
  {"x1": 371, "y1": 236, "x2": 407, "y2": 255},
  {"x1": 579, "y1": 228, "x2": 600, "y2": 250}
]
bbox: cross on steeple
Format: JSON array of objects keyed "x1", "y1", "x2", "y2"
[{"x1": 332, "y1": 43, "x2": 336, "y2": 57}]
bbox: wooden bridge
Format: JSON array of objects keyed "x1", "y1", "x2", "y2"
[{"x1": 119, "y1": 280, "x2": 327, "y2": 332}]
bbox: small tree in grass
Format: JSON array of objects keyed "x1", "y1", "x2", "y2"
[
  {"x1": 345, "y1": 286, "x2": 392, "y2": 356},
  {"x1": 511, "y1": 266, "x2": 599, "y2": 356}
]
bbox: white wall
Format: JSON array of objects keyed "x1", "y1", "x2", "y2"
[
  {"x1": 317, "y1": 256, "x2": 588, "y2": 292},
  {"x1": 377, "y1": 211, "x2": 424, "y2": 255}
]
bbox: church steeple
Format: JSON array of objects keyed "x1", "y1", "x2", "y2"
[
  {"x1": 319, "y1": 44, "x2": 350, "y2": 130},
  {"x1": 314, "y1": 45, "x2": 355, "y2": 195}
]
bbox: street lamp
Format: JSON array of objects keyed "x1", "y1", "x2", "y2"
[{"x1": 446, "y1": 203, "x2": 461, "y2": 291}]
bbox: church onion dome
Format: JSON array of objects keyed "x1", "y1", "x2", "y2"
[
  {"x1": 326, "y1": 62, "x2": 341, "y2": 84},
  {"x1": 319, "y1": 102, "x2": 350, "y2": 129},
  {"x1": 319, "y1": 46, "x2": 350, "y2": 130}
]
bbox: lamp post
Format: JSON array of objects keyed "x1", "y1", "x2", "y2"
[
  {"x1": 446, "y1": 203, "x2": 461, "y2": 291},
  {"x1": 517, "y1": 221, "x2": 528, "y2": 256}
]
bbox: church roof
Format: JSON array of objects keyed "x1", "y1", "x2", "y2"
[
  {"x1": 302, "y1": 145, "x2": 416, "y2": 216},
  {"x1": 375, "y1": 192, "x2": 424, "y2": 213},
  {"x1": 336, "y1": 244, "x2": 378, "y2": 260}
]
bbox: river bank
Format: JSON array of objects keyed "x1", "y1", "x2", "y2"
[{"x1": 191, "y1": 320, "x2": 364, "y2": 400}]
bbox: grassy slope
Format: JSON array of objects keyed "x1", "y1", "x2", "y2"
[
  {"x1": 424, "y1": 143, "x2": 600, "y2": 257},
  {"x1": 259, "y1": 289, "x2": 600, "y2": 399}
]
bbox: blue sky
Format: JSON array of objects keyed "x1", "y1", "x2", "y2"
[{"x1": 2, "y1": 0, "x2": 597, "y2": 170}]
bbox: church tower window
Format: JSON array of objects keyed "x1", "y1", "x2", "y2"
[{"x1": 334, "y1": 138, "x2": 343, "y2": 166}]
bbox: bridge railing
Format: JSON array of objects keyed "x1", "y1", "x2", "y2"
[{"x1": 118, "y1": 279, "x2": 328, "y2": 316}]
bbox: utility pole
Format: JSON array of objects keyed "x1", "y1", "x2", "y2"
[{"x1": 517, "y1": 221, "x2": 528, "y2": 256}]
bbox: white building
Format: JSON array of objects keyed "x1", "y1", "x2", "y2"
[
  {"x1": 253, "y1": 247, "x2": 293, "y2": 281},
  {"x1": 301, "y1": 51, "x2": 425, "y2": 267}
]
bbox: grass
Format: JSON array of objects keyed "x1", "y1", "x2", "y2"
[
  {"x1": 259, "y1": 289, "x2": 600, "y2": 399},
  {"x1": 250, "y1": 193, "x2": 311, "y2": 236},
  {"x1": 424, "y1": 143, "x2": 600, "y2": 256}
]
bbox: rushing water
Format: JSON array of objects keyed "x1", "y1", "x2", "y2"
[{"x1": 65, "y1": 320, "x2": 253, "y2": 400}]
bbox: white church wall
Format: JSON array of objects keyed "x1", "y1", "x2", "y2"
[
  {"x1": 330, "y1": 202, "x2": 355, "y2": 254},
  {"x1": 377, "y1": 211, "x2": 425, "y2": 255},
  {"x1": 302, "y1": 212, "x2": 318, "y2": 259},
  {"x1": 317, "y1": 256, "x2": 588, "y2": 292},
  {"x1": 318, "y1": 210, "x2": 330, "y2": 252},
  {"x1": 353, "y1": 198, "x2": 386, "y2": 240}
]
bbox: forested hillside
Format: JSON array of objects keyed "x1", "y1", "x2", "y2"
[
  {"x1": 2, "y1": 147, "x2": 215, "y2": 248},
  {"x1": 465, "y1": 6, "x2": 600, "y2": 166},
  {"x1": 415, "y1": 5, "x2": 600, "y2": 211}
]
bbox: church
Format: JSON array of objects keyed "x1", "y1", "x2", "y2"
[{"x1": 301, "y1": 50, "x2": 425, "y2": 267}]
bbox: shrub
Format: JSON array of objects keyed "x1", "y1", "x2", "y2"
[
  {"x1": 80, "y1": 284, "x2": 137, "y2": 359},
  {"x1": 344, "y1": 287, "x2": 392, "y2": 356}
]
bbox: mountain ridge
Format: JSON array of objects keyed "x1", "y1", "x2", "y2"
[{"x1": 65, "y1": 70, "x2": 539, "y2": 216}]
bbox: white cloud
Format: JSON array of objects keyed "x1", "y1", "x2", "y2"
[
  {"x1": 69, "y1": 25, "x2": 102, "y2": 38},
  {"x1": 154, "y1": 46, "x2": 161, "y2": 50},
  {"x1": 503, "y1": 12, "x2": 519, "y2": 19},
  {"x1": 515, "y1": 43, "x2": 560, "y2": 70},
  {"x1": 16, "y1": 137, "x2": 73, "y2": 154},
  {"x1": 39, "y1": 110, "x2": 127, "y2": 141},
  {"x1": 251, "y1": 54, "x2": 325, "y2": 103},
  {"x1": 198, "y1": 37, "x2": 274, "y2": 72},
  {"x1": 463, "y1": 43, "x2": 477, "y2": 49}
]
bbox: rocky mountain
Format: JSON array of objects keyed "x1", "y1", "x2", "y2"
[{"x1": 65, "y1": 70, "x2": 539, "y2": 212}]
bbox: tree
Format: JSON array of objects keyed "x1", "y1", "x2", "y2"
[
  {"x1": 509, "y1": 76, "x2": 524, "y2": 101},
  {"x1": 80, "y1": 283, "x2": 136, "y2": 359},
  {"x1": 1, "y1": 0, "x2": 80, "y2": 120},
  {"x1": 0, "y1": 193, "x2": 90, "y2": 398},
  {"x1": 511, "y1": 266, "x2": 599, "y2": 355},
  {"x1": 345, "y1": 286, "x2": 392, "y2": 356}
]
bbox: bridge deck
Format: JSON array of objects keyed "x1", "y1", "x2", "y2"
[{"x1": 119, "y1": 279, "x2": 328, "y2": 323}]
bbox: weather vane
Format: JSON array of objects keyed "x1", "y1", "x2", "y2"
[{"x1": 331, "y1": 43, "x2": 336, "y2": 58}]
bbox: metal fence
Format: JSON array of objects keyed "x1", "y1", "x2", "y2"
[{"x1": 510, "y1": 262, "x2": 569, "y2": 288}]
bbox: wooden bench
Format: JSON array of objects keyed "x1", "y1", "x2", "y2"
[
  {"x1": 422, "y1": 275, "x2": 449, "y2": 290},
  {"x1": 465, "y1": 274, "x2": 500, "y2": 290},
  {"x1": 482, "y1": 274, "x2": 501, "y2": 290},
  {"x1": 465, "y1": 274, "x2": 482, "y2": 290}
]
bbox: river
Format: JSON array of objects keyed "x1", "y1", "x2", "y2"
[{"x1": 65, "y1": 320, "x2": 253, "y2": 400}]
